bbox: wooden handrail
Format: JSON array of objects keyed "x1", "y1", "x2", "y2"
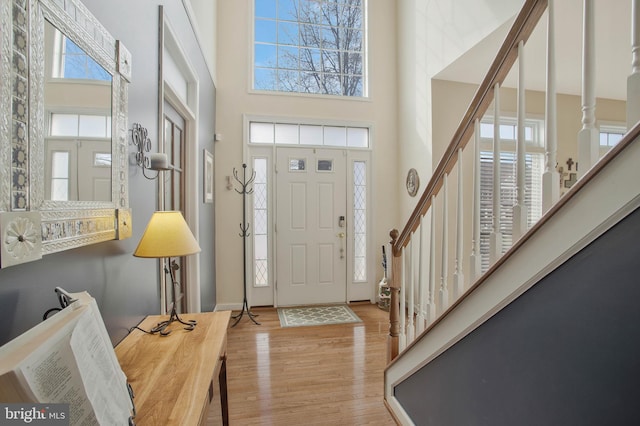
[{"x1": 392, "y1": 0, "x2": 548, "y2": 256}]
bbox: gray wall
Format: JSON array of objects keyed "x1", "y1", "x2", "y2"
[
  {"x1": 394, "y1": 206, "x2": 640, "y2": 425},
  {"x1": 0, "y1": 0, "x2": 216, "y2": 346}
]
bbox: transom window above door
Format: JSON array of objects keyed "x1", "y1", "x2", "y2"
[
  {"x1": 253, "y1": 0, "x2": 367, "y2": 97},
  {"x1": 250, "y1": 121, "x2": 369, "y2": 147}
]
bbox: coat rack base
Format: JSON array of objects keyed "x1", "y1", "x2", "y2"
[{"x1": 231, "y1": 297, "x2": 260, "y2": 327}]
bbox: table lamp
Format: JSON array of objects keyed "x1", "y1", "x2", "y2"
[{"x1": 133, "y1": 211, "x2": 201, "y2": 335}]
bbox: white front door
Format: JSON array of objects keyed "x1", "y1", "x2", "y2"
[{"x1": 276, "y1": 147, "x2": 347, "y2": 306}]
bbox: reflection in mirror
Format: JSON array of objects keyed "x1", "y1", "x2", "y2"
[
  {"x1": 43, "y1": 20, "x2": 113, "y2": 202},
  {"x1": 0, "y1": 0, "x2": 131, "y2": 267}
]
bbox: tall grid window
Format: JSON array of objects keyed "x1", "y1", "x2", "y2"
[
  {"x1": 253, "y1": 158, "x2": 269, "y2": 287},
  {"x1": 353, "y1": 161, "x2": 367, "y2": 281},
  {"x1": 253, "y1": 0, "x2": 366, "y2": 97},
  {"x1": 479, "y1": 119, "x2": 544, "y2": 272}
]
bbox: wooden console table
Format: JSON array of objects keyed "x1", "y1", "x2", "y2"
[{"x1": 115, "y1": 311, "x2": 231, "y2": 425}]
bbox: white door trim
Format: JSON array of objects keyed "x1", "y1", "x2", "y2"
[
  {"x1": 159, "y1": 9, "x2": 200, "y2": 313},
  {"x1": 245, "y1": 146, "x2": 374, "y2": 308}
]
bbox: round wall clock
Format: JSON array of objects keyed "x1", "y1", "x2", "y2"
[{"x1": 406, "y1": 168, "x2": 419, "y2": 197}]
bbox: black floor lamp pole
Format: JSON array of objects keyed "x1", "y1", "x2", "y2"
[{"x1": 232, "y1": 164, "x2": 260, "y2": 327}]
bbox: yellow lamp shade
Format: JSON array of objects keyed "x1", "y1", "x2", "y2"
[{"x1": 133, "y1": 211, "x2": 201, "y2": 258}]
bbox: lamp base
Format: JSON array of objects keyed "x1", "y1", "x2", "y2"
[{"x1": 150, "y1": 304, "x2": 197, "y2": 336}]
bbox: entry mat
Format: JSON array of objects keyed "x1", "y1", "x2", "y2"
[{"x1": 277, "y1": 305, "x2": 362, "y2": 328}]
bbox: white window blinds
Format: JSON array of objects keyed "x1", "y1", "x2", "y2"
[{"x1": 479, "y1": 150, "x2": 544, "y2": 272}]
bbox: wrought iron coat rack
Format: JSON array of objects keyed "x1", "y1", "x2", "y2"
[{"x1": 231, "y1": 164, "x2": 260, "y2": 327}]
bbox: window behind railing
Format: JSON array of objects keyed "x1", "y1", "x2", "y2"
[
  {"x1": 599, "y1": 124, "x2": 626, "y2": 157},
  {"x1": 479, "y1": 118, "x2": 544, "y2": 272}
]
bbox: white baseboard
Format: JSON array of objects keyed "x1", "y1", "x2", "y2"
[{"x1": 214, "y1": 303, "x2": 242, "y2": 311}]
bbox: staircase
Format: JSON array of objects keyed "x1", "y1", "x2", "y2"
[{"x1": 384, "y1": 0, "x2": 640, "y2": 424}]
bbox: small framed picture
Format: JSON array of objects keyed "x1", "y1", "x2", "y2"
[{"x1": 204, "y1": 149, "x2": 214, "y2": 203}]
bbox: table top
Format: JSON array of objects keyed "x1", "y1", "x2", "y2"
[{"x1": 115, "y1": 311, "x2": 231, "y2": 425}]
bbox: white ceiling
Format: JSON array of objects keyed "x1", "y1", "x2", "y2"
[{"x1": 435, "y1": 0, "x2": 631, "y2": 101}]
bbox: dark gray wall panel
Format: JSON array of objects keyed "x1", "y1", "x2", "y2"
[{"x1": 395, "y1": 206, "x2": 640, "y2": 426}]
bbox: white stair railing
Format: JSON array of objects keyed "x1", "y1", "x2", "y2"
[
  {"x1": 542, "y1": 0, "x2": 560, "y2": 213},
  {"x1": 578, "y1": 0, "x2": 600, "y2": 176},
  {"x1": 386, "y1": 0, "x2": 638, "y2": 362},
  {"x1": 627, "y1": 0, "x2": 640, "y2": 127},
  {"x1": 438, "y1": 174, "x2": 449, "y2": 314},
  {"x1": 513, "y1": 40, "x2": 528, "y2": 241},
  {"x1": 453, "y1": 149, "x2": 465, "y2": 299}
]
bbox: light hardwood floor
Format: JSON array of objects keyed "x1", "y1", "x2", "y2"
[{"x1": 211, "y1": 302, "x2": 396, "y2": 425}]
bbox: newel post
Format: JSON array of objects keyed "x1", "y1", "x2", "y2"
[{"x1": 388, "y1": 229, "x2": 401, "y2": 362}]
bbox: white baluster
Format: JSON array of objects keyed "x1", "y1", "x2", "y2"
[
  {"x1": 439, "y1": 175, "x2": 449, "y2": 313},
  {"x1": 469, "y1": 119, "x2": 482, "y2": 282},
  {"x1": 427, "y1": 197, "x2": 437, "y2": 324},
  {"x1": 513, "y1": 41, "x2": 529, "y2": 241},
  {"x1": 407, "y1": 238, "x2": 415, "y2": 343},
  {"x1": 399, "y1": 246, "x2": 406, "y2": 351},
  {"x1": 578, "y1": 0, "x2": 599, "y2": 178},
  {"x1": 628, "y1": 0, "x2": 640, "y2": 128},
  {"x1": 490, "y1": 83, "x2": 503, "y2": 264},
  {"x1": 453, "y1": 149, "x2": 464, "y2": 299},
  {"x1": 543, "y1": 0, "x2": 560, "y2": 212},
  {"x1": 416, "y1": 215, "x2": 426, "y2": 334}
]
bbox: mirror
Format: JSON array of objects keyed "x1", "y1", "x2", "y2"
[{"x1": 0, "y1": 0, "x2": 132, "y2": 268}]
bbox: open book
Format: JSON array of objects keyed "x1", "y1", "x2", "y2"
[{"x1": 0, "y1": 290, "x2": 135, "y2": 425}]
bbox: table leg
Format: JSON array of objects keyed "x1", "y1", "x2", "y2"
[{"x1": 219, "y1": 354, "x2": 229, "y2": 426}]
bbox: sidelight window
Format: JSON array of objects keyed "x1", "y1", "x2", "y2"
[
  {"x1": 353, "y1": 160, "x2": 367, "y2": 281},
  {"x1": 253, "y1": 158, "x2": 269, "y2": 287}
]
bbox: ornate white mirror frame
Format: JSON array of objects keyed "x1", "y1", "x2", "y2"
[{"x1": 0, "y1": 0, "x2": 131, "y2": 268}]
